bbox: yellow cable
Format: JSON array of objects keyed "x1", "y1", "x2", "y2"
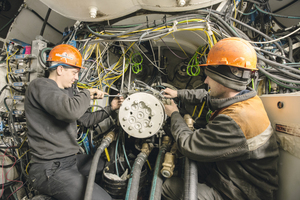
[
  {"x1": 5, "y1": 46, "x2": 18, "y2": 97},
  {"x1": 171, "y1": 33, "x2": 188, "y2": 58},
  {"x1": 96, "y1": 43, "x2": 103, "y2": 90},
  {"x1": 105, "y1": 148, "x2": 110, "y2": 162},
  {"x1": 100, "y1": 43, "x2": 134, "y2": 85},
  {"x1": 192, "y1": 106, "x2": 197, "y2": 117},
  {"x1": 146, "y1": 160, "x2": 152, "y2": 171},
  {"x1": 25, "y1": 161, "x2": 31, "y2": 175},
  {"x1": 233, "y1": 0, "x2": 237, "y2": 27},
  {"x1": 204, "y1": 31, "x2": 213, "y2": 48},
  {"x1": 19, "y1": 149, "x2": 30, "y2": 159},
  {"x1": 18, "y1": 137, "x2": 27, "y2": 149},
  {"x1": 198, "y1": 101, "x2": 206, "y2": 118}
]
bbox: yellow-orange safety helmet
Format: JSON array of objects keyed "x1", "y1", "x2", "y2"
[
  {"x1": 47, "y1": 44, "x2": 85, "y2": 68},
  {"x1": 199, "y1": 37, "x2": 257, "y2": 70}
]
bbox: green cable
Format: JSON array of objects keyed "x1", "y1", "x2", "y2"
[
  {"x1": 40, "y1": 47, "x2": 53, "y2": 64},
  {"x1": 187, "y1": 46, "x2": 204, "y2": 76},
  {"x1": 242, "y1": 9, "x2": 257, "y2": 16},
  {"x1": 131, "y1": 52, "x2": 143, "y2": 74},
  {"x1": 255, "y1": 4, "x2": 300, "y2": 19},
  {"x1": 0, "y1": 16, "x2": 15, "y2": 33},
  {"x1": 78, "y1": 129, "x2": 89, "y2": 144},
  {"x1": 206, "y1": 110, "x2": 213, "y2": 123}
]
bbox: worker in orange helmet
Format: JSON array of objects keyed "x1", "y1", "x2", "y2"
[
  {"x1": 161, "y1": 37, "x2": 279, "y2": 200},
  {"x1": 25, "y1": 44, "x2": 123, "y2": 200}
]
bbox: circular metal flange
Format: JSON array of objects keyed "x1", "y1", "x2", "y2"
[{"x1": 119, "y1": 92, "x2": 165, "y2": 138}]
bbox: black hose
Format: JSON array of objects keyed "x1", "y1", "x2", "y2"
[
  {"x1": 40, "y1": 8, "x2": 52, "y2": 36},
  {"x1": 183, "y1": 157, "x2": 190, "y2": 200},
  {"x1": 258, "y1": 66, "x2": 300, "y2": 84},
  {"x1": 254, "y1": 47, "x2": 293, "y2": 63},
  {"x1": 9, "y1": 103, "x2": 20, "y2": 145},
  {"x1": 189, "y1": 160, "x2": 198, "y2": 200},
  {"x1": 27, "y1": 8, "x2": 62, "y2": 35},
  {"x1": 184, "y1": 158, "x2": 198, "y2": 200},
  {"x1": 257, "y1": 56, "x2": 300, "y2": 78},
  {"x1": 86, "y1": 23, "x2": 146, "y2": 39},
  {"x1": 287, "y1": 37, "x2": 294, "y2": 62},
  {"x1": 265, "y1": 74, "x2": 300, "y2": 90},
  {"x1": 84, "y1": 137, "x2": 112, "y2": 200},
  {"x1": 125, "y1": 151, "x2": 148, "y2": 200},
  {"x1": 0, "y1": 85, "x2": 8, "y2": 96},
  {"x1": 200, "y1": 10, "x2": 239, "y2": 37},
  {"x1": 209, "y1": 9, "x2": 286, "y2": 56}
]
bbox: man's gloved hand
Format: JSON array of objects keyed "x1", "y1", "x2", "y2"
[
  {"x1": 163, "y1": 88, "x2": 178, "y2": 98},
  {"x1": 111, "y1": 94, "x2": 124, "y2": 110},
  {"x1": 87, "y1": 88, "x2": 108, "y2": 99},
  {"x1": 164, "y1": 99, "x2": 179, "y2": 117}
]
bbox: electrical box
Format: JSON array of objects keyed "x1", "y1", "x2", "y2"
[{"x1": 260, "y1": 92, "x2": 300, "y2": 200}]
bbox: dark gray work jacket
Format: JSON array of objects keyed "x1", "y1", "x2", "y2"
[{"x1": 170, "y1": 88, "x2": 279, "y2": 200}]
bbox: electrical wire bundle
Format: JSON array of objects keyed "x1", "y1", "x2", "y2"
[{"x1": 58, "y1": 1, "x2": 300, "y2": 94}]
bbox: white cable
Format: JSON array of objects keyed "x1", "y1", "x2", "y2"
[
  {"x1": 135, "y1": 44, "x2": 167, "y2": 75},
  {"x1": 248, "y1": 27, "x2": 300, "y2": 44},
  {"x1": 120, "y1": 42, "x2": 126, "y2": 94}
]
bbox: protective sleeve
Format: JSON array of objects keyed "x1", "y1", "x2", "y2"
[
  {"x1": 177, "y1": 89, "x2": 208, "y2": 105},
  {"x1": 77, "y1": 106, "x2": 116, "y2": 127},
  {"x1": 30, "y1": 79, "x2": 91, "y2": 123},
  {"x1": 170, "y1": 111, "x2": 249, "y2": 162}
]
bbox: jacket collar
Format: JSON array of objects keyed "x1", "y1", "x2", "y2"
[{"x1": 207, "y1": 87, "x2": 257, "y2": 111}]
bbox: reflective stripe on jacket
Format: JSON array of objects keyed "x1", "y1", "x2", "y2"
[{"x1": 171, "y1": 88, "x2": 279, "y2": 200}]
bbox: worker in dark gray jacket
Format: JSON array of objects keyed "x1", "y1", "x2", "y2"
[
  {"x1": 162, "y1": 37, "x2": 279, "y2": 200},
  {"x1": 25, "y1": 44, "x2": 123, "y2": 200}
]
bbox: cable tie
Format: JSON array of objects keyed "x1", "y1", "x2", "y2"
[
  {"x1": 171, "y1": 21, "x2": 178, "y2": 32},
  {"x1": 206, "y1": 22, "x2": 213, "y2": 36}
]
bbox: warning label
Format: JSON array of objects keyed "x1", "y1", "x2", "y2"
[{"x1": 275, "y1": 123, "x2": 300, "y2": 137}]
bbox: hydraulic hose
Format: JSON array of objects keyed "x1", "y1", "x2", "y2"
[
  {"x1": 183, "y1": 114, "x2": 197, "y2": 200},
  {"x1": 149, "y1": 137, "x2": 171, "y2": 200},
  {"x1": 189, "y1": 160, "x2": 198, "y2": 200},
  {"x1": 184, "y1": 158, "x2": 198, "y2": 200},
  {"x1": 84, "y1": 131, "x2": 115, "y2": 200},
  {"x1": 125, "y1": 143, "x2": 153, "y2": 200},
  {"x1": 183, "y1": 157, "x2": 190, "y2": 200}
]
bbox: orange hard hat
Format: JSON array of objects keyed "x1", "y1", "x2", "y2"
[
  {"x1": 199, "y1": 37, "x2": 257, "y2": 70},
  {"x1": 47, "y1": 44, "x2": 84, "y2": 68}
]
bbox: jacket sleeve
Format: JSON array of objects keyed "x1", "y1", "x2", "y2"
[
  {"x1": 177, "y1": 89, "x2": 208, "y2": 105},
  {"x1": 31, "y1": 80, "x2": 91, "y2": 122},
  {"x1": 77, "y1": 106, "x2": 116, "y2": 127},
  {"x1": 170, "y1": 111, "x2": 249, "y2": 162}
]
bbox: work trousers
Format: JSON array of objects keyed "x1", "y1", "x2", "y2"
[
  {"x1": 162, "y1": 177, "x2": 223, "y2": 200},
  {"x1": 162, "y1": 162, "x2": 224, "y2": 200},
  {"x1": 29, "y1": 154, "x2": 111, "y2": 200}
]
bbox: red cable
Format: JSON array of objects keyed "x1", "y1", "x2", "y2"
[{"x1": 0, "y1": 146, "x2": 24, "y2": 199}]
